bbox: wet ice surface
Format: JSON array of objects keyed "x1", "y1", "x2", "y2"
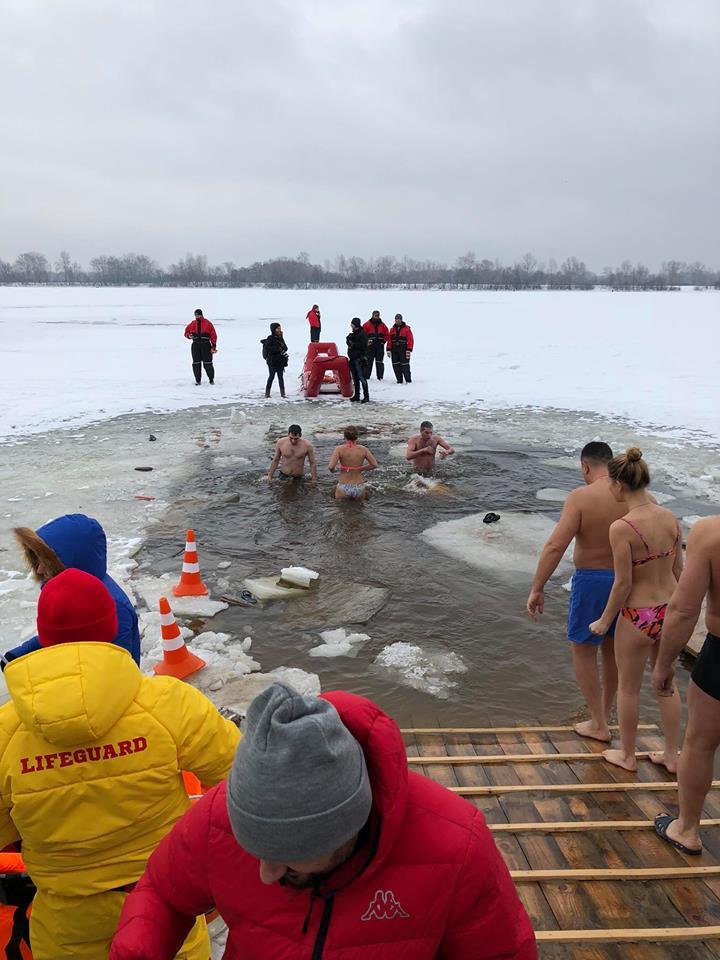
[{"x1": 1, "y1": 291, "x2": 719, "y2": 720}]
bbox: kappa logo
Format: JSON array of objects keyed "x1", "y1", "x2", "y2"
[{"x1": 361, "y1": 890, "x2": 410, "y2": 921}]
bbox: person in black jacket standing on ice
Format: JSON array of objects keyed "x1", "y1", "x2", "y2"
[
  {"x1": 362, "y1": 310, "x2": 389, "y2": 380},
  {"x1": 387, "y1": 313, "x2": 414, "y2": 383},
  {"x1": 346, "y1": 318, "x2": 369, "y2": 403},
  {"x1": 262, "y1": 322, "x2": 289, "y2": 398}
]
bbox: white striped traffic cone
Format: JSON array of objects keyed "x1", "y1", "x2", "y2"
[
  {"x1": 172, "y1": 529, "x2": 208, "y2": 597},
  {"x1": 153, "y1": 596, "x2": 205, "y2": 680}
]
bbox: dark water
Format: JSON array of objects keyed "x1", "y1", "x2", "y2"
[{"x1": 136, "y1": 426, "x2": 701, "y2": 727}]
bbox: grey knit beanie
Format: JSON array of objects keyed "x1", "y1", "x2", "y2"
[{"x1": 226, "y1": 683, "x2": 372, "y2": 862}]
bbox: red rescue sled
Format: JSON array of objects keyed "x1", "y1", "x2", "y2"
[{"x1": 301, "y1": 342, "x2": 354, "y2": 398}]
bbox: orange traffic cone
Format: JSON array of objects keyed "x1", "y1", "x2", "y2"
[
  {"x1": 154, "y1": 596, "x2": 205, "y2": 680},
  {"x1": 173, "y1": 529, "x2": 208, "y2": 597}
]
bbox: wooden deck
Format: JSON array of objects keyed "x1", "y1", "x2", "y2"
[{"x1": 402, "y1": 723, "x2": 720, "y2": 958}]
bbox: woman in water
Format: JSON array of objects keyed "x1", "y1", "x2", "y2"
[
  {"x1": 589, "y1": 447, "x2": 683, "y2": 772},
  {"x1": 328, "y1": 426, "x2": 378, "y2": 501}
]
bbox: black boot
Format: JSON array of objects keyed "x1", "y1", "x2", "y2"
[
  {"x1": 265, "y1": 388, "x2": 271, "y2": 398},
  {"x1": 360, "y1": 397, "x2": 369, "y2": 403},
  {"x1": 350, "y1": 394, "x2": 360, "y2": 402}
]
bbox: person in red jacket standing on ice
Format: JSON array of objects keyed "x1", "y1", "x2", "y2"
[
  {"x1": 362, "y1": 310, "x2": 390, "y2": 380},
  {"x1": 111, "y1": 683, "x2": 536, "y2": 960},
  {"x1": 306, "y1": 304, "x2": 321, "y2": 342},
  {"x1": 183, "y1": 309, "x2": 217, "y2": 385},
  {"x1": 387, "y1": 313, "x2": 414, "y2": 383}
]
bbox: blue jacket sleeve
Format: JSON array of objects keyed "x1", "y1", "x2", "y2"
[
  {"x1": 115, "y1": 599, "x2": 142, "y2": 666},
  {"x1": 3, "y1": 635, "x2": 41, "y2": 665}
]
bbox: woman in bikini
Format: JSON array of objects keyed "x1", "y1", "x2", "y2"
[
  {"x1": 328, "y1": 426, "x2": 378, "y2": 501},
  {"x1": 589, "y1": 447, "x2": 683, "y2": 772}
]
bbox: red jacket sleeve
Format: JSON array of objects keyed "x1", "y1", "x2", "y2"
[
  {"x1": 110, "y1": 787, "x2": 218, "y2": 960},
  {"x1": 405, "y1": 326, "x2": 414, "y2": 351},
  {"x1": 206, "y1": 320, "x2": 217, "y2": 347},
  {"x1": 183, "y1": 321, "x2": 194, "y2": 339},
  {"x1": 438, "y1": 815, "x2": 537, "y2": 959}
]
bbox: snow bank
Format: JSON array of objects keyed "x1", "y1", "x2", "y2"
[
  {"x1": 2, "y1": 287, "x2": 719, "y2": 444},
  {"x1": 374, "y1": 642, "x2": 467, "y2": 699},
  {"x1": 421, "y1": 511, "x2": 573, "y2": 577}
]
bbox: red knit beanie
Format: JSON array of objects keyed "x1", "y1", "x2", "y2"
[{"x1": 37, "y1": 568, "x2": 118, "y2": 648}]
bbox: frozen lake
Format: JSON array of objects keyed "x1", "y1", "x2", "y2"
[
  {"x1": 1, "y1": 286, "x2": 719, "y2": 719},
  {"x1": 2, "y1": 286, "x2": 719, "y2": 442}
]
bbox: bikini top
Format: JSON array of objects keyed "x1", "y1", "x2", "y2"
[{"x1": 621, "y1": 517, "x2": 680, "y2": 566}]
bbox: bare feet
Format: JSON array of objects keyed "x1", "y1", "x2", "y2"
[
  {"x1": 660, "y1": 816, "x2": 702, "y2": 855},
  {"x1": 574, "y1": 720, "x2": 612, "y2": 743},
  {"x1": 648, "y1": 751, "x2": 678, "y2": 774},
  {"x1": 602, "y1": 748, "x2": 637, "y2": 772}
]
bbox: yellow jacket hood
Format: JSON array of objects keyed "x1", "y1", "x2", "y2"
[{"x1": 4, "y1": 643, "x2": 141, "y2": 746}]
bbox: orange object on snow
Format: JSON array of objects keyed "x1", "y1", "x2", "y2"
[
  {"x1": 153, "y1": 596, "x2": 205, "y2": 681},
  {"x1": 301, "y1": 343, "x2": 354, "y2": 398},
  {"x1": 172, "y1": 529, "x2": 208, "y2": 597}
]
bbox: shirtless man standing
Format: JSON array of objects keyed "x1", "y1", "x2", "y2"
[
  {"x1": 328, "y1": 426, "x2": 378, "y2": 501},
  {"x1": 652, "y1": 516, "x2": 720, "y2": 855},
  {"x1": 527, "y1": 442, "x2": 627, "y2": 743},
  {"x1": 266, "y1": 425, "x2": 317, "y2": 482},
  {"x1": 406, "y1": 421, "x2": 455, "y2": 473}
]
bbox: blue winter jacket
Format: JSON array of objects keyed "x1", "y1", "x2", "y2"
[{"x1": 4, "y1": 514, "x2": 141, "y2": 665}]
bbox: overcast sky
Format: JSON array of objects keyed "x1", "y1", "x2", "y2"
[{"x1": 2, "y1": 0, "x2": 718, "y2": 268}]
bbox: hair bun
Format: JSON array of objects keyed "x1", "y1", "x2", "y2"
[{"x1": 626, "y1": 446, "x2": 643, "y2": 463}]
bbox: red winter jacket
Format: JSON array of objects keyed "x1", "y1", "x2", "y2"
[
  {"x1": 362, "y1": 318, "x2": 390, "y2": 343},
  {"x1": 183, "y1": 317, "x2": 217, "y2": 348},
  {"x1": 110, "y1": 692, "x2": 536, "y2": 960},
  {"x1": 306, "y1": 308, "x2": 321, "y2": 329},
  {"x1": 387, "y1": 321, "x2": 414, "y2": 353}
]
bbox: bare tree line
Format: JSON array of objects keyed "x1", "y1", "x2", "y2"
[{"x1": 1, "y1": 249, "x2": 718, "y2": 291}]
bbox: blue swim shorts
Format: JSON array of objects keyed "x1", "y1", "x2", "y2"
[{"x1": 567, "y1": 568, "x2": 617, "y2": 645}]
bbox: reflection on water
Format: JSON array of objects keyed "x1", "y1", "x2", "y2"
[{"x1": 138, "y1": 431, "x2": 703, "y2": 726}]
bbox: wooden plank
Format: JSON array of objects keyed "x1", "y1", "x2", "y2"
[
  {"x1": 491, "y1": 819, "x2": 720, "y2": 833},
  {"x1": 513, "y1": 866, "x2": 720, "y2": 881},
  {"x1": 451, "y1": 781, "x2": 711, "y2": 796},
  {"x1": 407, "y1": 752, "x2": 651, "y2": 765},
  {"x1": 400, "y1": 724, "x2": 658, "y2": 734},
  {"x1": 536, "y1": 926, "x2": 720, "y2": 943}
]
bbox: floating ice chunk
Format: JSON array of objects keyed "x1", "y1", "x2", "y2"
[
  {"x1": 541, "y1": 457, "x2": 579, "y2": 471},
  {"x1": 421, "y1": 511, "x2": 573, "y2": 577},
  {"x1": 374, "y1": 642, "x2": 467, "y2": 700},
  {"x1": 270, "y1": 667, "x2": 321, "y2": 697},
  {"x1": 650, "y1": 491, "x2": 676, "y2": 504},
  {"x1": 388, "y1": 443, "x2": 409, "y2": 459},
  {"x1": 217, "y1": 561, "x2": 232, "y2": 569},
  {"x1": 536, "y1": 488, "x2": 570, "y2": 503},
  {"x1": 683, "y1": 515, "x2": 703, "y2": 527},
  {"x1": 280, "y1": 566, "x2": 319, "y2": 589},
  {"x1": 133, "y1": 577, "x2": 228, "y2": 618},
  {"x1": 309, "y1": 628, "x2": 370, "y2": 658},
  {"x1": 243, "y1": 577, "x2": 306, "y2": 601}
]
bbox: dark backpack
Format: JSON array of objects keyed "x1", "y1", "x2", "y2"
[{"x1": 261, "y1": 337, "x2": 270, "y2": 360}]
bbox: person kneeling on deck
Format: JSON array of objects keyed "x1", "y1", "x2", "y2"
[
  {"x1": 2, "y1": 514, "x2": 141, "y2": 670},
  {"x1": 110, "y1": 683, "x2": 537, "y2": 960},
  {"x1": 0, "y1": 569, "x2": 240, "y2": 960}
]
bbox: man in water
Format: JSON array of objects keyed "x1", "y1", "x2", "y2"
[
  {"x1": 267, "y1": 425, "x2": 317, "y2": 482},
  {"x1": 406, "y1": 421, "x2": 455, "y2": 472},
  {"x1": 652, "y1": 516, "x2": 720, "y2": 855},
  {"x1": 527, "y1": 442, "x2": 626, "y2": 743}
]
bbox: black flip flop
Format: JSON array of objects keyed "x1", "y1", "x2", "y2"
[
  {"x1": 483, "y1": 512, "x2": 501, "y2": 524},
  {"x1": 654, "y1": 814, "x2": 702, "y2": 855},
  {"x1": 239, "y1": 590, "x2": 258, "y2": 605}
]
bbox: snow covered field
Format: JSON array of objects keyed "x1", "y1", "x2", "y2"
[{"x1": 2, "y1": 286, "x2": 719, "y2": 443}]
